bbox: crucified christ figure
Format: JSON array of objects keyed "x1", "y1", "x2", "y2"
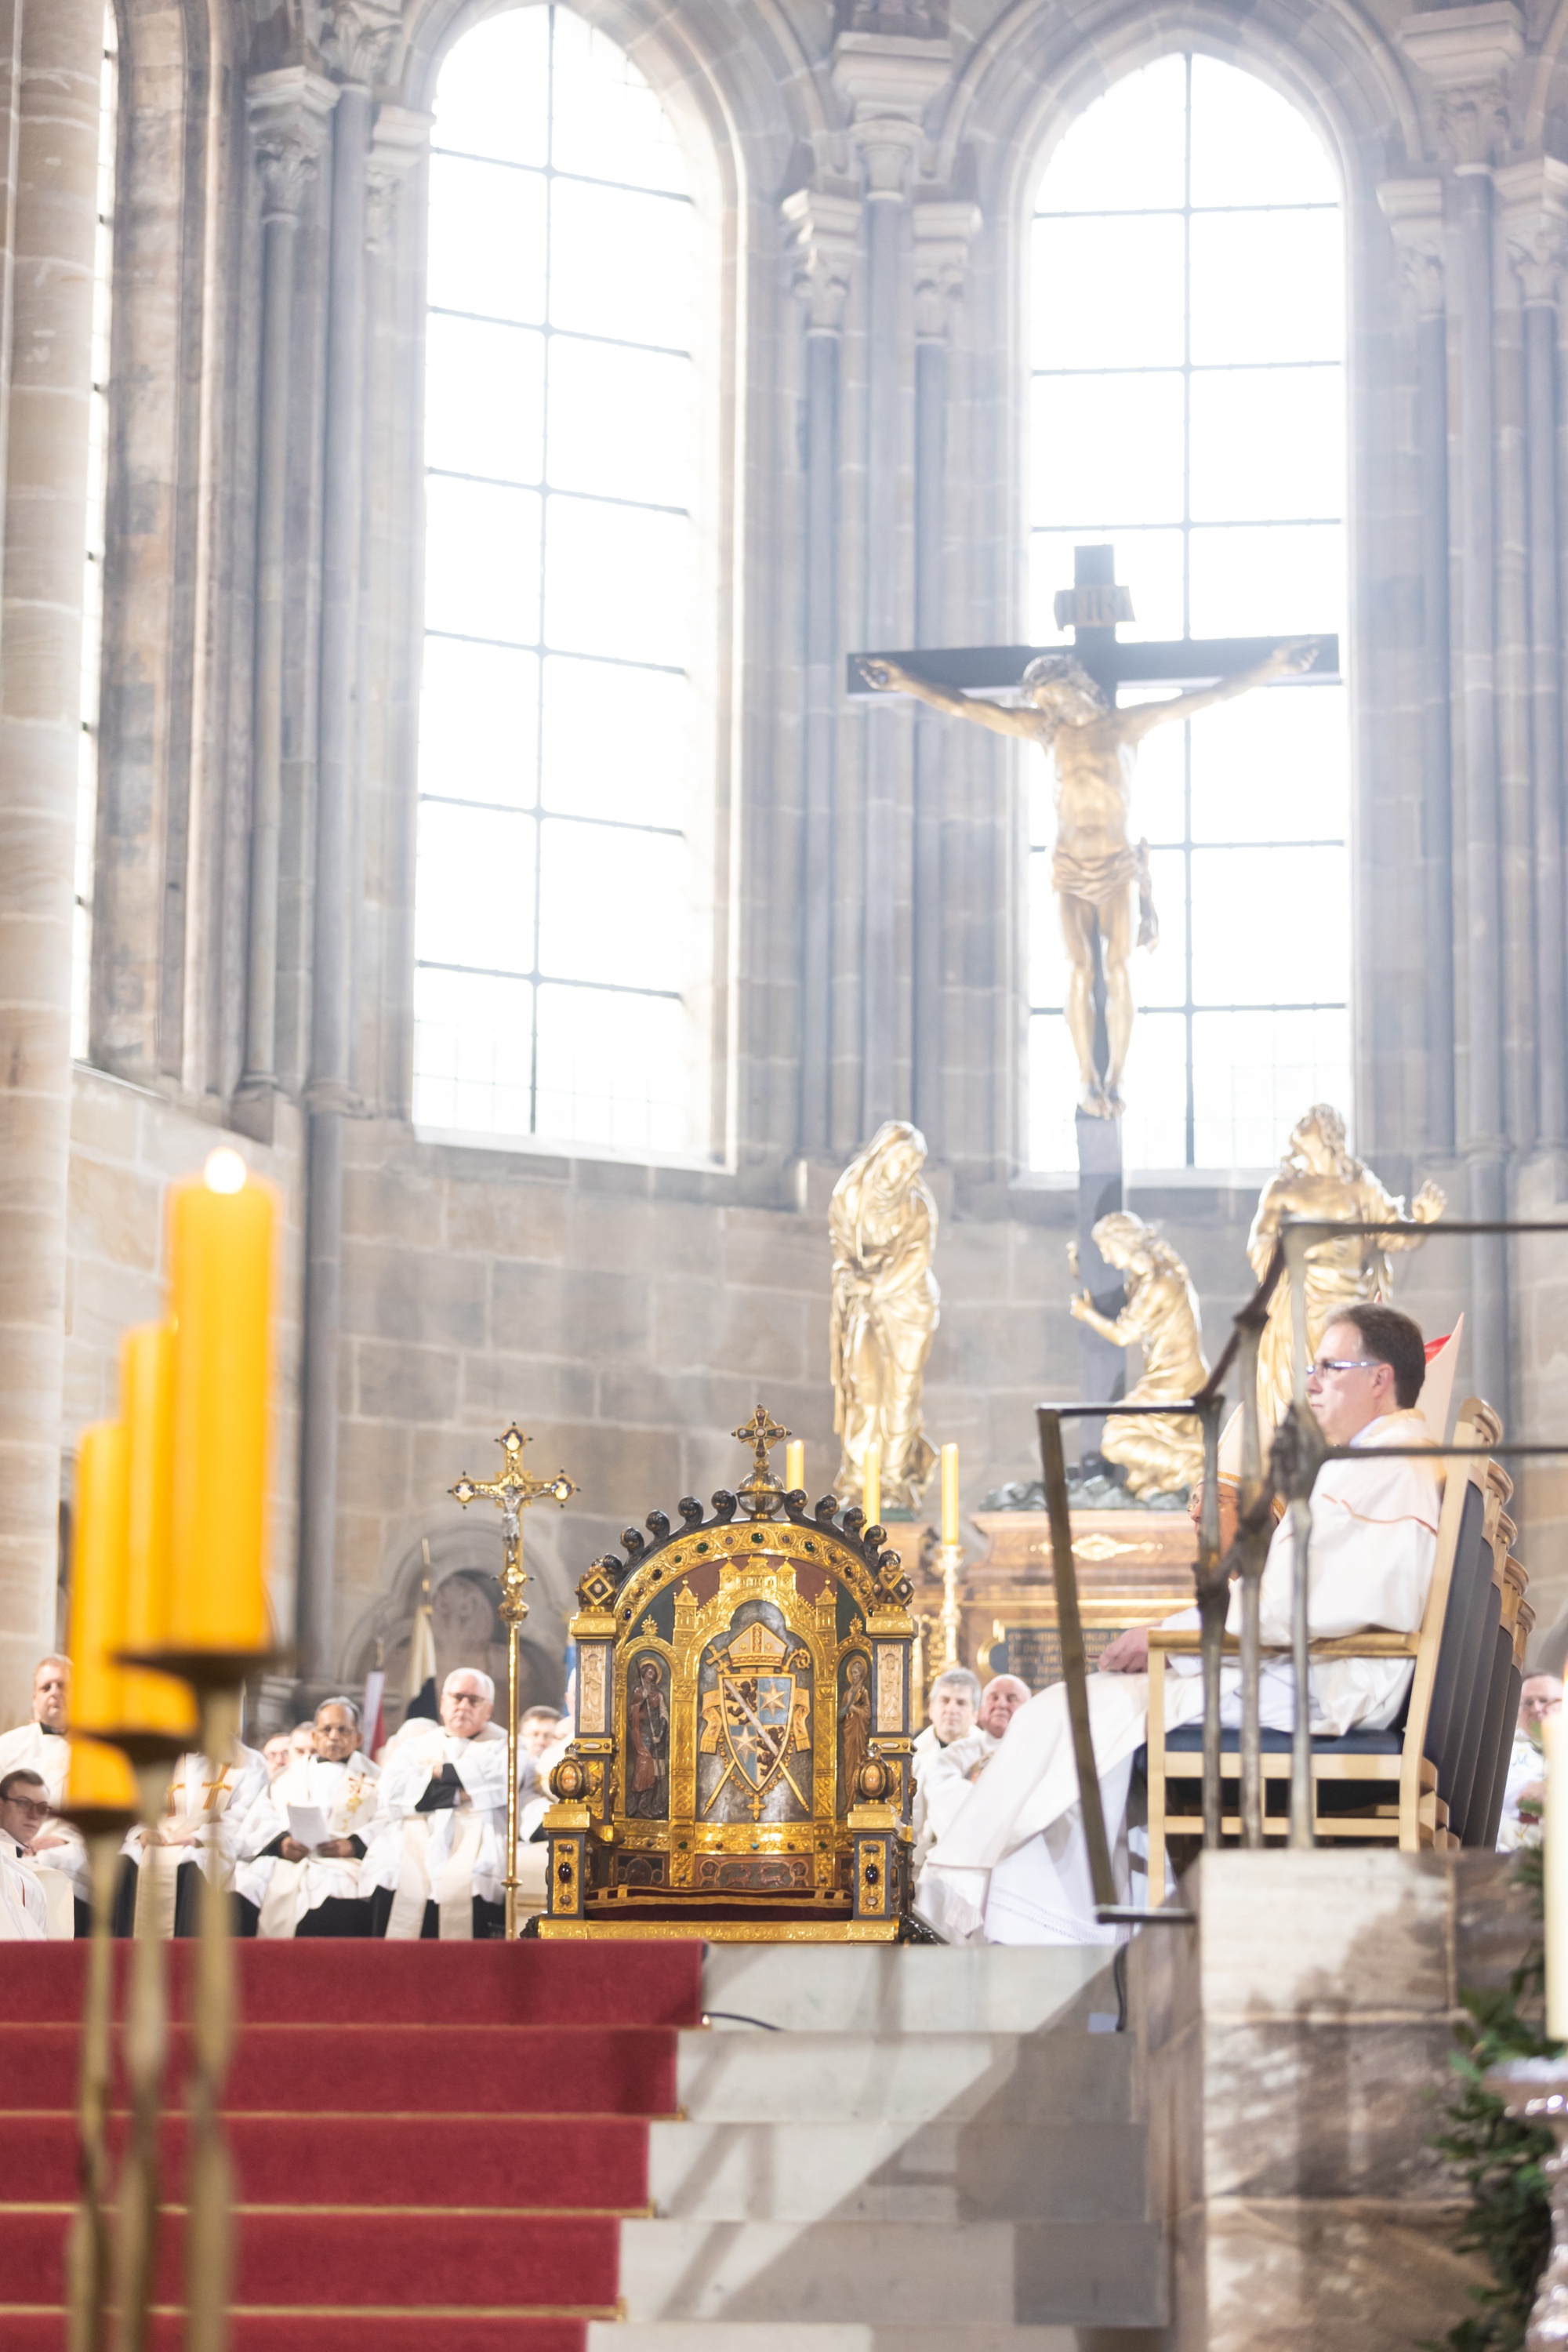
[{"x1": 860, "y1": 641, "x2": 1315, "y2": 1117}]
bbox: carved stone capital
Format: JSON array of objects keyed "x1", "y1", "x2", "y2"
[
  {"x1": 248, "y1": 67, "x2": 338, "y2": 226},
  {"x1": 1496, "y1": 156, "x2": 1568, "y2": 305},
  {"x1": 321, "y1": 0, "x2": 404, "y2": 91},
  {"x1": 832, "y1": 31, "x2": 953, "y2": 204},
  {"x1": 1377, "y1": 176, "x2": 1446, "y2": 314},
  {"x1": 912, "y1": 198, "x2": 982, "y2": 341},
  {"x1": 366, "y1": 103, "x2": 432, "y2": 252},
  {"x1": 1397, "y1": 5, "x2": 1523, "y2": 171},
  {"x1": 782, "y1": 187, "x2": 861, "y2": 332}
]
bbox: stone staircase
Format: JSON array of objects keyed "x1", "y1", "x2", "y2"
[{"x1": 593, "y1": 1944, "x2": 1166, "y2": 2352}]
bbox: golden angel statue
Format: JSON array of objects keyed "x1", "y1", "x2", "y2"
[
  {"x1": 829, "y1": 1121, "x2": 939, "y2": 1515},
  {"x1": 1249, "y1": 1103, "x2": 1445, "y2": 1433},
  {"x1": 859, "y1": 641, "x2": 1312, "y2": 1117},
  {"x1": 1069, "y1": 1212, "x2": 1208, "y2": 1497}
]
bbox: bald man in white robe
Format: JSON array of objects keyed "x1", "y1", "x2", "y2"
[
  {"x1": 366, "y1": 1670, "x2": 510, "y2": 1940},
  {"x1": 920, "y1": 1308, "x2": 1444, "y2": 1945},
  {"x1": 0, "y1": 1658, "x2": 90, "y2": 1935}
]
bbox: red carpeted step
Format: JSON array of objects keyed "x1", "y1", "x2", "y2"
[
  {"x1": 1, "y1": 2315, "x2": 588, "y2": 2351},
  {"x1": 0, "y1": 2024, "x2": 678, "y2": 2114},
  {"x1": 0, "y1": 1941, "x2": 703, "y2": 2028},
  {"x1": 5, "y1": 2209, "x2": 620, "y2": 2311},
  {"x1": 2, "y1": 2113, "x2": 649, "y2": 2211}
]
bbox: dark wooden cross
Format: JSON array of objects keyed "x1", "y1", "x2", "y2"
[
  {"x1": 847, "y1": 541, "x2": 1340, "y2": 704},
  {"x1": 848, "y1": 541, "x2": 1341, "y2": 1463}
]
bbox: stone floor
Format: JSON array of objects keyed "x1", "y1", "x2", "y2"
[{"x1": 588, "y1": 1944, "x2": 1166, "y2": 2351}]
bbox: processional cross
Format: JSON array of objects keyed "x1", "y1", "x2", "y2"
[
  {"x1": 850, "y1": 542, "x2": 1341, "y2": 1441},
  {"x1": 451, "y1": 1422, "x2": 577, "y2": 1936}
]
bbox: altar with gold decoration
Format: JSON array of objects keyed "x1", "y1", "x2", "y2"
[
  {"x1": 539, "y1": 1410, "x2": 920, "y2": 1940},
  {"x1": 905, "y1": 1503, "x2": 1196, "y2": 1694}
]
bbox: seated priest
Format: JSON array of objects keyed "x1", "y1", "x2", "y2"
[
  {"x1": 365, "y1": 1668, "x2": 510, "y2": 1940},
  {"x1": 1497, "y1": 1671, "x2": 1562, "y2": 1852},
  {"x1": 238, "y1": 1698, "x2": 381, "y2": 1937},
  {"x1": 919, "y1": 1305, "x2": 1443, "y2": 1945},
  {"x1": 912, "y1": 1668, "x2": 983, "y2": 1870},
  {"x1": 114, "y1": 1737, "x2": 270, "y2": 1938},
  {"x1": 914, "y1": 1675, "x2": 1033, "y2": 1863},
  {"x1": 0, "y1": 1769, "x2": 56, "y2": 1939},
  {"x1": 0, "y1": 1657, "x2": 90, "y2": 1935}
]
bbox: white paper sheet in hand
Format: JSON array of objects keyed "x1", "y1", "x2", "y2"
[{"x1": 287, "y1": 1803, "x2": 332, "y2": 1852}]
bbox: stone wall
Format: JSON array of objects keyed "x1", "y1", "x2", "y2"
[
  {"x1": 1131, "y1": 1847, "x2": 1534, "y2": 2352},
  {"x1": 60, "y1": 1065, "x2": 304, "y2": 1668}
]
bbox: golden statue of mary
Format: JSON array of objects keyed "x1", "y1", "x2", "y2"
[{"x1": 829, "y1": 1121, "x2": 939, "y2": 1515}]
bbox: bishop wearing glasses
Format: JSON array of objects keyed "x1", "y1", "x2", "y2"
[{"x1": 916, "y1": 1303, "x2": 1446, "y2": 1946}]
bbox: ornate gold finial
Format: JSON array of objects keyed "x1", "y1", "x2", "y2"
[{"x1": 733, "y1": 1403, "x2": 789, "y2": 1520}]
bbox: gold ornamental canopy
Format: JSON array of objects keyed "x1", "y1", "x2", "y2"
[{"x1": 539, "y1": 1406, "x2": 921, "y2": 1941}]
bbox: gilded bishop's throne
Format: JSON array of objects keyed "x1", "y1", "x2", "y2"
[{"x1": 539, "y1": 1411, "x2": 920, "y2": 1940}]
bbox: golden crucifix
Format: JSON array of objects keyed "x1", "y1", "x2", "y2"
[
  {"x1": 451, "y1": 1424, "x2": 577, "y2": 1936},
  {"x1": 733, "y1": 1403, "x2": 790, "y2": 1519}
]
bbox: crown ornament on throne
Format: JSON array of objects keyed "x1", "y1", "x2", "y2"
[{"x1": 541, "y1": 1405, "x2": 920, "y2": 1942}]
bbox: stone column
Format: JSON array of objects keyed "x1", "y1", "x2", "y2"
[
  {"x1": 910, "y1": 202, "x2": 977, "y2": 1150},
  {"x1": 0, "y1": 0, "x2": 107, "y2": 1719},
  {"x1": 234, "y1": 69, "x2": 336, "y2": 1138},
  {"x1": 1379, "y1": 180, "x2": 1455, "y2": 1157},
  {"x1": 1400, "y1": 5, "x2": 1523, "y2": 1421},
  {"x1": 296, "y1": 0, "x2": 397, "y2": 1688},
  {"x1": 783, "y1": 189, "x2": 858, "y2": 1160},
  {"x1": 1499, "y1": 160, "x2": 1568, "y2": 1150},
  {"x1": 833, "y1": 28, "x2": 949, "y2": 1139}
]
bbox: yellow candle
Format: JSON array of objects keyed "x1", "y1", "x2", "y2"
[
  {"x1": 785, "y1": 1441, "x2": 804, "y2": 1494},
  {"x1": 941, "y1": 1442, "x2": 960, "y2": 1547},
  {"x1": 67, "y1": 1733, "x2": 139, "y2": 1812},
  {"x1": 1548, "y1": 1714, "x2": 1568, "y2": 2038},
  {"x1": 863, "y1": 1444, "x2": 880, "y2": 1530},
  {"x1": 122, "y1": 1322, "x2": 198, "y2": 1737},
  {"x1": 70, "y1": 1421, "x2": 131, "y2": 1735},
  {"x1": 168, "y1": 1149, "x2": 275, "y2": 1653}
]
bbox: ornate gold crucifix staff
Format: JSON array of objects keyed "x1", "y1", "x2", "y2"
[{"x1": 451, "y1": 1424, "x2": 577, "y2": 1937}]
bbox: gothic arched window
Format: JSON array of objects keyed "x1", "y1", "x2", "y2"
[
  {"x1": 1026, "y1": 53, "x2": 1348, "y2": 1171},
  {"x1": 413, "y1": 5, "x2": 714, "y2": 1159}
]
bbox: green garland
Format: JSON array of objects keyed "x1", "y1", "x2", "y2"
[{"x1": 1428, "y1": 1848, "x2": 1556, "y2": 2352}]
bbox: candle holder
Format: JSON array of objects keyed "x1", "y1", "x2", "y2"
[
  {"x1": 111, "y1": 1743, "x2": 186, "y2": 2352},
  {"x1": 119, "y1": 1650, "x2": 288, "y2": 2352},
  {"x1": 56, "y1": 1808, "x2": 136, "y2": 2352},
  {"x1": 1483, "y1": 2058, "x2": 1568, "y2": 2348}
]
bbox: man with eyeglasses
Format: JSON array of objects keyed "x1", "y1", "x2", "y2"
[
  {"x1": 238, "y1": 1698, "x2": 381, "y2": 1936},
  {"x1": 0, "y1": 1769, "x2": 52, "y2": 1939},
  {"x1": 365, "y1": 1669, "x2": 512, "y2": 1939},
  {"x1": 1497, "y1": 1672, "x2": 1563, "y2": 1851},
  {"x1": 919, "y1": 1303, "x2": 1443, "y2": 1944},
  {"x1": 0, "y1": 1657, "x2": 91, "y2": 1935}
]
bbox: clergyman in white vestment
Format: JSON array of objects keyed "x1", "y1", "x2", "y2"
[
  {"x1": 365, "y1": 1670, "x2": 510, "y2": 1940},
  {"x1": 0, "y1": 1657, "x2": 91, "y2": 1936},
  {"x1": 920, "y1": 1306, "x2": 1443, "y2": 1945},
  {"x1": 117, "y1": 1740, "x2": 269, "y2": 1938},
  {"x1": 0, "y1": 1770, "x2": 56, "y2": 1939},
  {"x1": 239, "y1": 1699, "x2": 381, "y2": 1936}
]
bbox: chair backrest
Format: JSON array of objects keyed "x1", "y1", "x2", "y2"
[
  {"x1": 1447, "y1": 1559, "x2": 1504, "y2": 1843},
  {"x1": 1403, "y1": 1415, "x2": 1491, "y2": 1806},
  {"x1": 1468, "y1": 1625, "x2": 1519, "y2": 1849}
]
